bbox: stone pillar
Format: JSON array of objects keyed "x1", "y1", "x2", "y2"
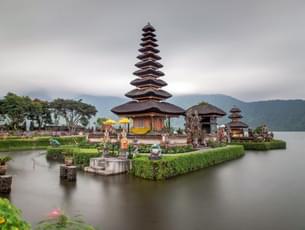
[
  {"x1": 60, "y1": 165, "x2": 66, "y2": 179},
  {"x1": 60, "y1": 165, "x2": 77, "y2": 181},
  {"x1": 66, "y1": 166, "x2": 77, "y2": 181},
  {"x1": 0, "y1": 175, "x2": 12, "y2": 194}
]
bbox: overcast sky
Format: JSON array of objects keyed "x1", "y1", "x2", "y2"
[{"x1": 0, "y1": 0, "x2": 304, "y2": 101}]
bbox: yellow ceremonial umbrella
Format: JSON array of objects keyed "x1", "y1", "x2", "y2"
[
  {"x1": 103, "y1": 119, "x2": 117, "y2": 125},
  {"x1": 119, "y1": 117, "x2": 130, "y2": 133},
  {"x1": 118, "y1": 117, "x2": 130, "y2": 124}
]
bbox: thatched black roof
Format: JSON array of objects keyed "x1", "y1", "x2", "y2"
[
  {"x1": 230, "y1": 107, "x2": 241, "y2": 113},
  {"x1": 142, "y1": 31, "x2": 156, "y2": 37},
  {"x1": 227, "y1": 121, "x2": 249, "y2": 129},
  {"x1": 229, "y1": 113, "x2": 243, "y2": 119},
  {"x1": 141, "y1": 36, "x2": 157, "y2": 42},
  {"x1": 133, "y1": 68, "x2": 164, "y2": 77},
  {"x1": 125, "y1": 88, "x2": 172, "y2": 100},
  {"x1": 137, "y1": 52, "x2": 161, "y2": 60},
  {"x1": 135, "y1": 60, "x2": 163, "y2": 69},
  {"x1": 186, "y1": 103, "x2": 226, "y2": 117},
  {"x1": 138, "y1": 45, "x2": 160, "y2": 53},
  {"x1": 140, "y1": 40, "x2": 158, "y2": 47},
  {"x1": 130, "y1": 78, "x2": 167, "y2": 87},
  {"x1": 142, "y1": 23, "x2": 155, "y2": 32},
  {"x1": 111, "y1": 100, "x2": 185, "y2": 116}
]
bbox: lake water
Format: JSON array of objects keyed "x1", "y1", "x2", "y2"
[{"x1": 1, "y1": 132, "x2": 305, "y2": 230}]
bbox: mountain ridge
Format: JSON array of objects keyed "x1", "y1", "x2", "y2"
[{"x1": 75, "y1": 94, "x2": 305, "y2": 131}]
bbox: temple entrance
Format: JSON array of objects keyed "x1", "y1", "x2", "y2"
[{"x1": 201, "y1": 117, "x2": 211, "y2": 134}]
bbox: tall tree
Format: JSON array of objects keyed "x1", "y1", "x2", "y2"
[
  {"x1": 28, "y1": 99, "x2": 52, "y2": 130},
  {"x1": 0, "y1": 93, "x2": 32, "y2": 130},
  {"x1": 0, "y1": 100, "x2": 5, "y2": 123},
  {"x1": 50, "y1": 99, "x2": 97, "y2": 132}
]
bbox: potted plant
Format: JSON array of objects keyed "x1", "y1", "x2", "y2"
[
  {"x1": 63, "y1": 152, "x2": 74, "y2": 166},
  {"x1": 0, "y1": 156, "x2": 12, "y2": 175}
]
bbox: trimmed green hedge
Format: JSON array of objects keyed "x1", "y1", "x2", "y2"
[
  {"x1": 136, "y1": 144, "x2": 194, "y2": 154},
  {"x1": 231, "y1": 139, "x2": 286, "y2": 151},
  {"x1": 131, "y1": 145, "x2": 245, "y2": 180},
  {"x1": 47, "y1": 146, "x2": 100, "y2": 168},
  {"x1": 0, "y1": 136, "x2": 85, "y2": 152}
]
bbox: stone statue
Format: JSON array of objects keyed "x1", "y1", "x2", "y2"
[
  {"x1": 185, "y1": 110, "x2": 201, "y2": 148},
  {"x1": 120, "y1": 137, "x2": 129, "y2": 158}
]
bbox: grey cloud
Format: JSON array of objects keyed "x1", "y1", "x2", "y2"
[{"x1": 0, "y1": 0, "x2": 304, "y2": 101}]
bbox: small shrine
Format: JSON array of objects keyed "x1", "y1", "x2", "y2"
[
  {"x1": 111, "y1": 23, "x2": 185, "y2": 135},
  {"x1": 185, "y1": 102, "x2": 226, "y2": 146},
  {"x1": 226, "y1": 107, "x2": 248, "y2": 139}
]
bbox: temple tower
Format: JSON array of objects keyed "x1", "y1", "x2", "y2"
[
  {"x1": 112, "y1": 23, "x2": 185, "y2": 134},
  {"x1": 227, "y1": 107, "x2": 248, "y2": 138}
]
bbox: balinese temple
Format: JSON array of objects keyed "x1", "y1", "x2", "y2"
[
  {"x1": 185, "y1": 102, "x2": 226, "y2": 144},
  {"x1": 111, "y1": 23, "x2": 185, "y2": 135},
  {"x1": 226, "y1": 106, "x2": 248, "y2": 138}
]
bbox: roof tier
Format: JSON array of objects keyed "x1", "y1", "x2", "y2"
[
  {"x1": 227, "y1": 121, "x2": 249, "y2": 129},
  {"x1": 140, "y1": 40, "x2": 158, "y2": 47},
  {"x1": 142, "y1": 31, "x2": 156, "y2": 38},
  {"x1": 135, "y1": 60, "x2": 163, "y2": 69},
  {"x1": 142, "y1": 23, "x2": 156, "y2": 32},
  {"x1": 229, "y1": 113, "x2": 243, "y2": 119},
  {"x1": 137, "y1": 52, "x2": 161, "y2": 61},
  {"x1": 125, "y1": 88, "x2": 172, "y2": 100},
  {"x1": 111, "y1": 100, "x2": 185, "y2": 116},
  {"x1": 130, "y1": 78, "x2": 167, "y2": 87},
  {"x1": 133, "y1": 68, "x2": 164, "y2": 77},
  {"x1": 138, "y1": 46, "x2": 160, "y2": 53},
  {"x1": 141, "y1": 36, "x2": 157, "y2": 42},
  {"x1": 230, "y1": 107, "x2": 241, "y2": 113}
]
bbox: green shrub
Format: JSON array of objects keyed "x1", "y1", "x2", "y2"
[
  {"x1": 0, "y1": 136, "x2": 85, "y2": 152},
  {"x1": 134, "y1": 144, "x2": 194, "y2": 154},
  {"x1": 231, "y1": 139, "x2": 286, "y2": 150},
  {"x1": 46, "y1": 145, "x2": 76, "y2": 161},
  {"x1": 73, "y1": 148, "x2": 100, "y2": 168},
  {"x1": 47, "y1": 146, "x2": 100, "y2": 168},
  {"x1": 0, "y1": 198, "x2": 31, "y2": 230},
  {"x1": 162, "y1": 145, "x2": 194, "y2": 154},
  {"x1": 131, "y1": 145, "x2": 245, "y2": 180}
]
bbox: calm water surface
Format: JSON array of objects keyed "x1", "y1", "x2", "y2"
[{"x1": 1, "y1": 132, "x2": 305, "y2": 230}]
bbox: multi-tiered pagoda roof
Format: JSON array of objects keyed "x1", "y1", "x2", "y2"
[
  {"x1": 112, "y1": 23, "x2": 185, "y2": 116},
  {"x1": 227, "y1": 107, "x2": 248, "y2": 128}
]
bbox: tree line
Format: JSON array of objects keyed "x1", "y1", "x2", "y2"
[{"x1": 0, "y1": 93, "x2": 97, "y2": 132}]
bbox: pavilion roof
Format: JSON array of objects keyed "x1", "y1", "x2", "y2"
[{"x1": 186, "y1": 103, "x2": 226, "y2": 116}]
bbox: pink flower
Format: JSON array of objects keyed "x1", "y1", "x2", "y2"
[{"x1": 48, "y1": 208, "x2": 61, "y2": 219}]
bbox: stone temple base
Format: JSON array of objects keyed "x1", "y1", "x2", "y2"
[
  {"x1": 60, "y1": 165, "x2": 77, "y2": 181},
  {"x1": 84, "y1": 157, "x2": 130, "y2": 176},
  {"x1": 0, "y1": 175, "x2": 12, "y2": 194}
]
